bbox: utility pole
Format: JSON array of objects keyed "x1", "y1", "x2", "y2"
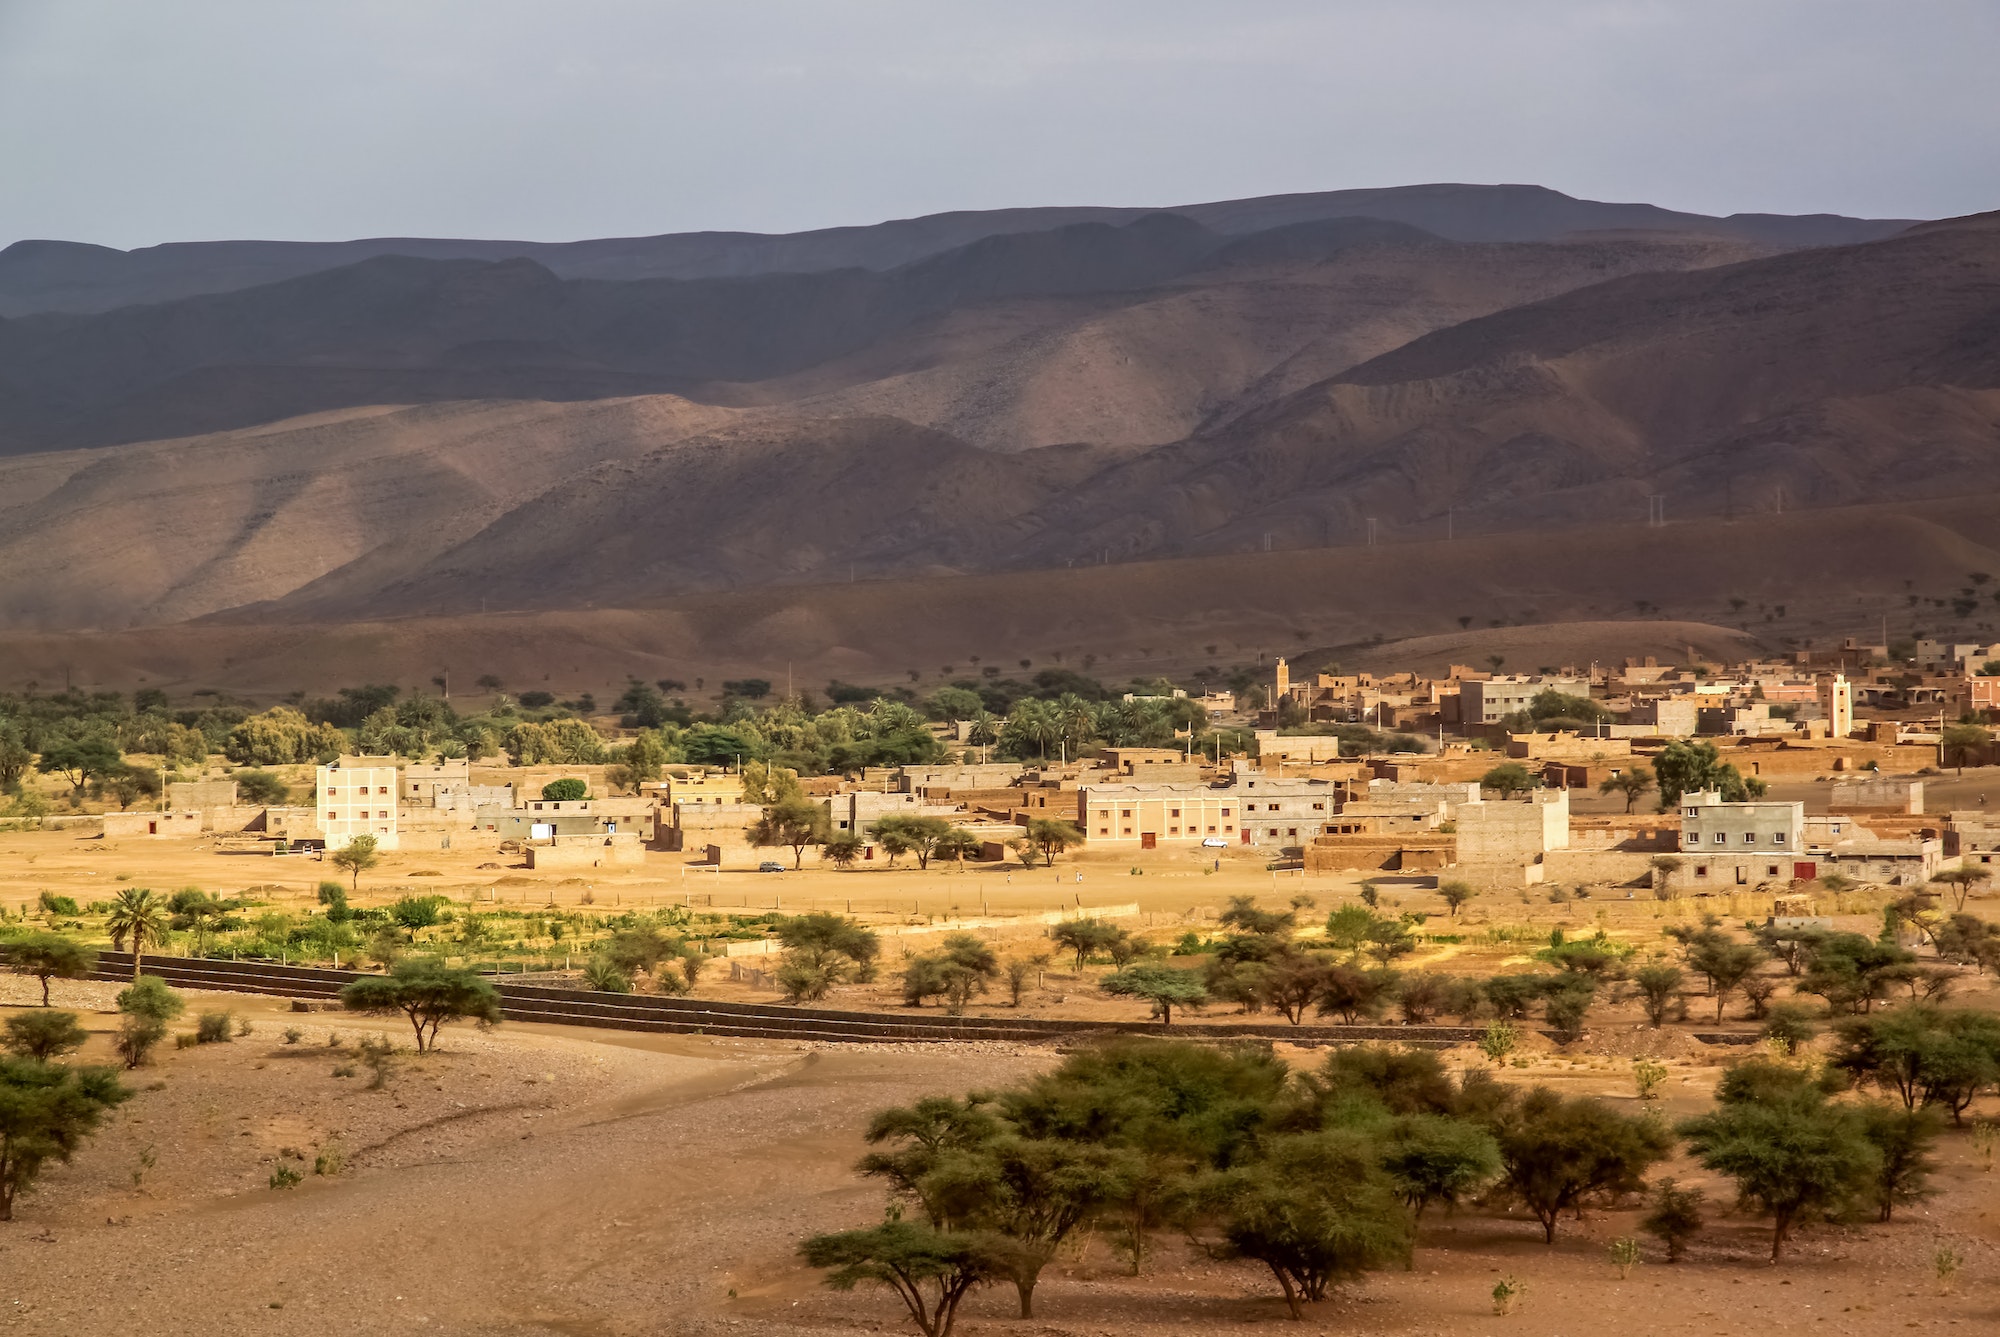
[
  {"x1": 1366, "y1": 517, "x2": 1378, "y2": 547},
  {"x1": 1446, "y1": 507, "x2": 1454, "y2": 541},
  {"x1": 1646, "y1": 494, "x2": 1666, "y2": 528}
]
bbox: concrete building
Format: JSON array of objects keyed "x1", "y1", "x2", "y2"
[
  {"x1": 103, "y1": 810, "x2": 203, "y2": 838},
  {"x1": 1080, "y1": 776, "x2": 1337, "y2": 848},
  {"x1": 1459, "y1": 675, "x2": 1587, "y2": 726},
  {"x1": 316, "y1": 757, "x2": 399, "y2": 851},
  {"x1": 1252, "y1": 732, "x2": 1347, "y2": 767},
  {"x1": 401, "y1": 760, "x2": 470, "y2": 806},
  {"x1": 1625, "y1": 696, "x2": 1698, "y2": 737},
  {"x1": 1829, "y1": 777, "x2": 1922, "y2": 814},
  {"x1": 665, "y1": 772, "x2": 747, "y2": 807},
  {"x1": 827, "y1": 790, "x2": 960, "y2": 836},
  {"x1": 167, "y1": 779, "x2": 237, "y2": 811},
  {"x1": 1447, "y1": 789, "x2": 1572, "y2": 888}
]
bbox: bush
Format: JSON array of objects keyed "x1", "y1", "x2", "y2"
[
  {"x1": 582, "y1": 957, "x2": 632, "y2": 993},
  {"x1": 1641, "y1": 1178, "x2": 1705, "y2": 1261},
  {"x1": 234, "y1": 770, "x2": 290, "y2": 805},
  {"x1": 389, "y1": 895, "x2": 449, "y2": 929},
  {"x1": 194, "y1": 1011, "x2": 234, "y2": 1044},
  {"x1": 36, "y1": 892, "x2": 80, "y2": 917},
  {"x1": 115, "y1": 1018, "x2": 167, "y2": 1068},
  {"x1": 269, "y1": 1164, "x2": 303, "y2": 1189},
  {"x1": 2, "y1": 1010, "x2": 88, "y2": 1061},
  {"x1": 541, "y1": 778, "x2": 588, "y2": 802},
  {"x1": 1762, "y1": 1002, "x2": 1819, "y2": 1051},
  {"x1": 282, "y1": 1027, "x2": 303, "y2": 1045}
]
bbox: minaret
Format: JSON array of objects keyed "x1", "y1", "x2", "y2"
[{"x1": 1274, "y1": 656, "x2": 1290, "y2": 703}]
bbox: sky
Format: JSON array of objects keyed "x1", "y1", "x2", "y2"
[{"x1": 1, "y1": 0, "x2": 1995, "y2": 250}]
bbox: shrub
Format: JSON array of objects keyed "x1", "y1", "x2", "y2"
[
  {"x1": 194, "y1": 1011, "x2": 234, "y2": 1044},
  {"x1": 282, "y1": 1027, "x2": 303, "y2": 1045},
  {"x1": 115, "y1": 1018, "x2": 167, "y2": 1068},
  {"x1": 2, "y1": 1010, "x2": 88, "y2": 1062},
  {"x1": 1761, "y1": 1002, "x2": 1819, "y2": 1051},
  {"x1": 269, "y1": 1164, "x2": 303, "y2": 1189},
  {"x1": 541, "y1": 778, "x2": 588, "y2": 802},
  {"x1": 389, "y1": 895, "x2": 449, "y2": 929},
  {"x1": 1641, "y1": 1178, "x2": 1705, "y2": 1261},
  {"x1": 174, "y1": 1033, "x2": 198, "y2": 1050},
  {"x1": 582, "y1": 957, "x2": 632, "y2": 993},
  {"x1": 36, "y1": 892, "x2": 80, "y2": 917},
  {"x1": 357, "y1": 1035, "x2": 396, "y2": 1090},
  {"x1": 313, "y1": 1144, "x2": 346, "y2": 1176}
]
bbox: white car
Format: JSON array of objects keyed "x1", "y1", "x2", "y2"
[{"x1": 1201, "y1": 837, "x2": 1230, "y2": 848}]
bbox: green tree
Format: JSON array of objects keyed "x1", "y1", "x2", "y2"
[
  {"x1": 775, "y1": 913, "x2": 880, "y2": 1002},
  {"x1": 105, "y1": 887, "x2": 167, "y2": 981},
  {"x1": 871, "y1": 816, "x2": 955, "y2": 870},
  {"x1": 799, "y1": 1222, "x2": 994, "y2": 1337},
  {"x1": 1437, "y1": 881, "x2": 1477, "y2": 917},
  {"x1": 1831, "y1": 1006, "x2": 2000, "y2": 1124},
  {"x1": 1631, "y1": 963, "x2": 1685, "y2": 1028},
  {"x1": 114, "y1": 975, "x2": 184, "y2": 1068},
  {"x1": 934, "y1": 827, "x2": 984, "y2": 867},
  {"x1": 755, "y1": 795, "x2": 831, "y2": 869},
  {"x1": 35, "y1": 735, "x2": 124, "y2": 795},
  {"x1": 1798, "y1": 932, "x2": 1915, "y2": 1015},
  {"x1": 1598, "y1": 766, "x2": 1655, "y2": 813},
  {"x1": 2, "y1": 1011, "x2": 88, "y2": 1062},
  {"x1": 1479, "y1": 762, "x2": 1537, "y2": 799},
  {"x1": 1100, "y1": 964, "x2": 1208, "y2": 1025},
  {"x1": 1854, "y1": 1103, "x2": 1942, "y2": 1221},
  {"x1": 1941, "y1": 723, "x2": 1991, "y2": 775},
  {"x1": 1379, "y1": 1113, "x2": 1502, "y2": 1220},
  {"x1": 1024, "y1": 818, "x2": 1084, "y2": 867},
  {"x1": 1640, "y1": 1178, "x2": 1705, "y2": 1262},
  {"x1": 339, "y1": 958, "x2": 501, "y2": 1052},
  {"x1": 1049, "y1": 917, "x2": 1125, "y2": 969},
  {"x1": 1492, "y1": 1087, "x2": 1673, "y2": 1243},
  {"x1": 903, "y1": 935, "x2": 1000, "y2": 1013},
  {"x1": 6, "y1": 934, "x2": 96, "y2": 1006},
  {"x1": 233, "y1": 770, "x2": 290, "y2": 805},
  {"x1": 1205, "y1": 1131, "x2": 1414, "y2": 1321},
  {"x1": 1653, "y1": 738, "x2": 1763, "y2": 806},
  {"x1": 1679, "y1": 1059, "x2": 1880, "y2": 1261},
  {"x1": 1688, "y1": 939, "x2": 1767, "y2": 1023},
  {"x1": 330, "y1": 834, "x2": 380, "y2": 890},
  {"x1": 0, "y1": 1057, "x2": 131, "y2": 1220},
  {"x1": 1930, "y1": 865, "x2": 1992, "y2": 913},
  {"x1": 541, "y1": 777, "x2": 588, "y2": 801}
]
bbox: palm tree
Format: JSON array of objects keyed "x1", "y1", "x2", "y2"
[{"x1": 106, "y1": 887, "x2": 168, "y2": 981}]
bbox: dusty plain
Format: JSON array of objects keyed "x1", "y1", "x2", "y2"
[{"x1": 3, "y1": 773, "x2": 2000, "y2": 1333}]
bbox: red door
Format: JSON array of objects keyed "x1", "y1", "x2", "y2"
[
  {"x1": 1140, "y1": 832, "x2": 1157, "y2": 850},
  {"x1": 1793, "y1": 861, "x2": 1817, "y2": 880},
  {"x1": 1241, "y1": 828, "x2": 1252, "y2": 844}
]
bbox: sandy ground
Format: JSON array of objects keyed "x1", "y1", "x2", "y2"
[{"x1": 2, "y1": 975, "x2": 1998, "y2": 1336}]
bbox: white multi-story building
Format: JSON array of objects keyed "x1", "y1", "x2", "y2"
[
  {"x1": 1080, "y1": 776, "x2": 1337, "y2": 848},
  {"x1": 317, "y1": 756, "x2": 400, "y2": 851}
]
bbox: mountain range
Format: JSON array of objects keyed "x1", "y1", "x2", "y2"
[{"x1": 0, "y1": 182, "x2": 1994, "y2": 693}]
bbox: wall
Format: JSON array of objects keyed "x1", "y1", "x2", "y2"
[
  {"x1": 167, "y1": 779, "x2": 237, "y2": 811},
  {"x1": 102, "y1": 811, "x2": 202, "y2": 838},
  {"x1": 525, "y1": 836, "x2": 647, "y2": 869}
]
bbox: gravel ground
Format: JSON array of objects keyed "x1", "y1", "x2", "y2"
[{"x1": 0, "y1": 987, "x2": 1997, "y2": 1336}]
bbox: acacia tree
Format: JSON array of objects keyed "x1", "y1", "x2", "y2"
[
  {"x1": 1049, "y1": 917, "x2": 1124, "y2": 969},
  {"x1": 1024, "y1": 818, "x2": 1084, "y2": 867},
  {"x1": 1679, "y1": 1060, "x2": 1879, "y2": 1261},
  {"x1": 1598, "y1": 766, "x2": 1656, "y2": 813},
  {"x1": 1940, "y1": 722, "x2": 1991, "y2": 775},
  {"x1": 1931, "y1": 865, "x2": 1992, "y2": 912},
  {"x1": 1493, "y1": 1087, "x2": 1672, "y2": 1243},
  {"x1": 755, "y1": 796, "x2": 831, "y2": 869},
  {"x1": 1206, "y1": 1132, "x2": 1413, "y2": 1320},
  {"x1": 799, "y1": 1222, "x2": 994, "y2": 1337},
  {"x1": 1100, "y1": 964, "x2": 1209, "y2": 1025},
  {"x1": 2, "y1": 1012, "x2": 88, "y2": 1063},
  {"x1": 1480, "y1": 763, "x2": 1536, "y2": 799},
  {"x1": 339, "y1": 958, "x2": 501, "y2": 1051},
  {"x1": 1688, "y1": 939, "x2": 1767, "y2": 1023},
  {"x1": 331, "y1": 834, "x2": 380, "y2": 890},
  {"x1": 0, "y1": 1057, "x2": 131, "y2": 1220},
  {"x1": 6, "y1": 934, "x2": 96, "y2": 1006},
  {"x1": 774, "y1": 913, "x2": 880, "y2": 1002}
]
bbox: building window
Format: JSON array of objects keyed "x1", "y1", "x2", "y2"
[
  {"x1": 1099, "y1": 828, "x2": 1109, "y2": 836},
  {"x1": 1773, "y1": 833, "x2": 1786, "y2": 845},
  {"x1": 1121, "y1": 809, "x2": 1132, "y2": 819},
  {"x1": 1220, "y1": 808, "x2": 1231, "y2": 817},
  {"x1": 1207, "y1": 825, "x2": 1216, "y2": 833},
  {"x1": 1287, "y1": 828, "x2": 1297, "y2": 837},
  {"x1": 1696, "y1": 865, "x2": 1709, "y2": 877},
  {"x1": 1122, "y1": 827, "x2": 1132, "y2": 836},
  {"x1": 1170, "y1": 808, "x2": 1180, "y2": 818},
  {"x1": 1713, "y1": 833, "x2": 1725, "y2": 844},
  {"x1": 1268, "y1": 828, "x2": 1279, "y2": 837},
  {"x1": 1768, "y1": 865, "x2": 1779, "y2": 876},
  {"x1": 1743, "y1": 833, "x2": 1756, "y2": 845}
]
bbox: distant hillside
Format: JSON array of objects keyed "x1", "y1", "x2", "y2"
[{"x1": 0, "y1": 182, "x2": 1913, "y2": 316}]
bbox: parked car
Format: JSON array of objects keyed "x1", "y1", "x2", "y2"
[{"x1": 757, "y1": 861, "x2": 786, "y2": 873}]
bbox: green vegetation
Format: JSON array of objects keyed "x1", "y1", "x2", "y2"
[
  {"x1": 5, "y1": 934, "x2": 96, "y2": 1006},
  {"x1": 330, "y1": 835, "x2": 380, "y2": 890},
  {"x1": 0, "y1": 1056, "x2": 131, "y2": 1220},
  {"x1": 339, "y1": 958, "x2": 501, "y2": 1052},
  {"x1": 540, "y1": 777, "x2": 588, "y2": 802}
]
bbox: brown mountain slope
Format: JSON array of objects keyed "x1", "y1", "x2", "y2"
[
  {"x1": 765, "y1": 232, "x2": 1769, "y2": 453},
  {"x1": 989, "y1": 220, "x2": 2000, "y2": 565},
  {"x1": 9, "y1": 497, "x2": 2000, "y2": 699},
  {"x1": 0, "y1": 395, "x2": 740, "y2": 630}
]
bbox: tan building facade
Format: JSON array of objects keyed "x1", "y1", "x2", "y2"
[{"x1": 316, "y1": 757, "x2": 400, "y2": 851}]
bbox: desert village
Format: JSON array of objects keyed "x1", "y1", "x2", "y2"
[{"x1": 62, "y1": 635, "x2": 2000, "y2": 906}]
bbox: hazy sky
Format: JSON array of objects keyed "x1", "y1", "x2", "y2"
[{"x1": 2, "y1": 0, "x2": 1994, "y2": 249}]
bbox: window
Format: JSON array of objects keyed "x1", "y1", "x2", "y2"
[
  {"x1": 1223, "y1": 824, "x2": 1233, "y2": 833},
  {"x1": 1685, "y1": 808, "x2": 1698, "y2": 817},
  {"x1": 1287, "y1": 828, "x2": 1297, "y2": 837},
  {"x1": 1713, "y1": 832, "x2": 1726, "y2": 844},
  {"x1": 1170, "y1": 807, "x2": 1180, "y2": 818},
  {"x1": 1220, "y1": 807, "x2": 1232, "y2": 817},
  {"x1": 1122, "y1": 827, "x2": 1132, "y2": 836},
  {"x1": 1268, "y1": 828, "x2": 1279, "y2": 837},
  {"x1": 378, "y1": 786, "x2": 388, "y2": 795},
  {"x1": 1695, "y1": 864, "x2": 1710, "y2": 877},
  {"x1": 1773, "y1": 833, "x2": 1786, "y2": 845},
  {"x1": 1767, "y1": 865, "x2": 1780, "y2": 876},
  {"x1": 1099, "y1": 828, "x2": 1109, "y2": 836},
  {"x1": 326, "y1": 787, "x2": 338, "y2": 797},
  {"x1": 1169, "y1": 826, "x2": 1180, "y2": 835},
  {"x1": 1742, "y1": 833, "x2": 1756, "y2": 845},
  {"x1": 1121, "y1": 809, "x2": 1132, "y2": 819}
]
